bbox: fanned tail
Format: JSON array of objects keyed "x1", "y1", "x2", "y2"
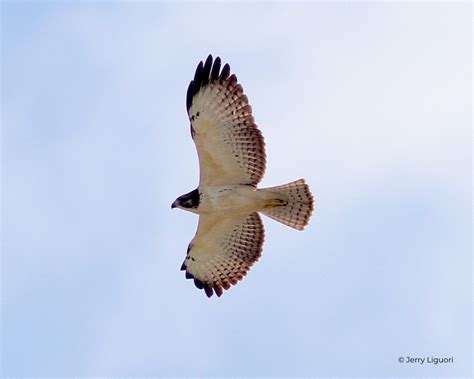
[{"x1": 260, "y1": 179, "x2": 314, "y2": 231}]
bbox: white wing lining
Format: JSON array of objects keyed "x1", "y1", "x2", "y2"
[
  {"x1": 180, "y1": 212, "x2": 265, "y2": 297},
  {"x1": 186, "y1": 55, "x2": 266, "y2": 188}
]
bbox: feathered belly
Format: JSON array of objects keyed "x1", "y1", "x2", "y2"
[{"x1": 198, "y1": 185, "x2": 266, "y2": 215}]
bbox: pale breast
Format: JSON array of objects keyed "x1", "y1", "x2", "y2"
[{"x1": 198, "y1": 185, "x2": 265, "y2": 215}]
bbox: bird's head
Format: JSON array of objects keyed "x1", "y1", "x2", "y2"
[{"x1": 171, "y1": 188, "x2": 200, "y2": 212}]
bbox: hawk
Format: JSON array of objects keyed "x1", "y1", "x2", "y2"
[{"x1": 172, "y1": 55, "x2": 315, "y2": 297}]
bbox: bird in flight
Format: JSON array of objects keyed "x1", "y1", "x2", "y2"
[{"x1": 172, "y1": 55, "x2": 315, "y2": 298}]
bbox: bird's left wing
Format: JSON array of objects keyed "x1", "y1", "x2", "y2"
[
  {"x1": 180, "y1": 212, "x2": 265, "y2": 297},
  {"x1": 186, "y1": 55, "x2": 266, "y2": 189}
]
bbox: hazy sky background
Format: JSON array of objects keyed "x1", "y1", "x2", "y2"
[{"x1": 2, "y1": 2, "x2": 471, "y2": 377}]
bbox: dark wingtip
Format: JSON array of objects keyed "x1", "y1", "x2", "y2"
[
  {"x1": 204, "y1": 285, "x2": 214, "y2": 298},
  {"x1": 210, "y1": 56, "x2": 221, "y2": 81},
  {"x1": 185, "y1": 271, "x2": 194, "y2": 279},
  {"x1": 189, "y1": 60, "x2": 203, "y2": 110},
  {"x1": 193, "y1": 60, "x2": 204, "y2": 85},
  {"x1": 220, "y1": 63, "x2": 230, "y2": 81},
  {"x1": 187, "y1": 55, "x2": 230, "y2": 113},
  {"x1": 214, "y1": 286, "x2": 223, "y2": 297},
  {"x1": 194, "y1": 278, "x2": 204, "y2": 289},
  {"x1": 201, "y1": 55, "x2": 213, "y2": 87}
]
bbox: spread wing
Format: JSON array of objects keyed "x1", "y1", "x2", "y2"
[
  {"x1": 180, "y1": 212, "x2": 265, "y2": 298},
  {"x1": 186, "y1": 55, "x2": 266, "y2": 188}
]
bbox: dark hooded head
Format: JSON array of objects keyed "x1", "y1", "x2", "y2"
[{"x1": 171, "y1": 188, "x2": 200, "y2": 212}]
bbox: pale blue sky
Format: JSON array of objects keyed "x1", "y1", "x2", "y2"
[{"x1": 2, "y1": 2, "x2": 472, "y2": 377}]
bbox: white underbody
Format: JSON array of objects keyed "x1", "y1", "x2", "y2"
[{"x1": 194, "y1": 185, "x2": 278, "y2": 216}]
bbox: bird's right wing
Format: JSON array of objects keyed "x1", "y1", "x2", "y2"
[
  {"x1": 180, "y1": 212, "x2": 265, "y2": 298},
  {"x1": 186, "y1": 55, "x2": 266, "y2": 189}
]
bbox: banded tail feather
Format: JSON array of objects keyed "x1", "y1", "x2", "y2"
[{"x1": 260, "y1": 179, "x2": 314, "y2": 231}]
